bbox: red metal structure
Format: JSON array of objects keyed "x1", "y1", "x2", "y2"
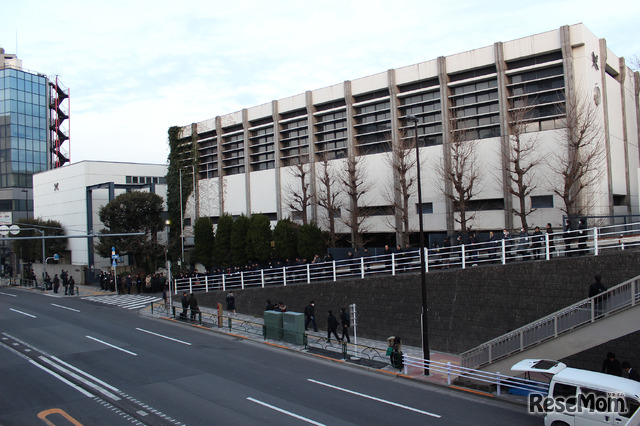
[{"x1": 49, "y1": 76, "x2": 70, "y2": 168}]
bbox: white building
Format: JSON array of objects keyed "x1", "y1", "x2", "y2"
[
  {"x1": 33, "y1": 161, "x2": 167, "y2": 268},
  {"x1": 174, "y1": 24, "x2": 640, "y2": 246}
]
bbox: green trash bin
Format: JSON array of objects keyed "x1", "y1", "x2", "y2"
[
  {"x1": 283, "y1": 312, "x2": 304, "y2": 345},
  {"x1": 263, "y1": 311, "x2": 283, "y2": 340}
]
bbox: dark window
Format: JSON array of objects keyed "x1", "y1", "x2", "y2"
[
  {"x1": 531, "y1": 195, "x2": 554, "y2": 209},
  {"x1": 552, "y1": 383, "x2": 577, "y2": 407},
  {"x1": 415, "y1": 202, "x2": 433, "y2": 214},
  {"x1": 461, "y1": 199, "x2": 505, "y2": 211}
]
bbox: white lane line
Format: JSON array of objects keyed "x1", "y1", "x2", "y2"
[
  {"x1": 0, "y1": 291, "x2": 17, "y2": 297},
  {"x1": 9, "y1": 308, "x2": 36, "y2": 318},
  {"x1": 51, "y1": 303, "x2": 80, "y2": 312},
  {"x1": 29, "y1": 359, "x2": 95, "y2": 398},
  {"x1": 49, "y1": 355, "x2": 120, "y2": 392},
  {"x1": 135, "y1": 328, "x2": 192, "y2": 345},
  {"x1": 247, "y1": 397, "x2": 325, "y2": 426},
  {"x1": 39, "y1": 356, "x2": 121, "y2": 401},
  {"x1": 86, "y1": 336, "x2": 138, "y2": 356},
  {"x1": 308, "y1": 379, "x2": 441, "y2": 418}
]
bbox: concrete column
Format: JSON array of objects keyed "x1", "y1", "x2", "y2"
[
  {"x1": 437, "y1": 56, "x2": 454, "y2": 233},
  {"x1": 305, "y1": 91, "x2": 318, "y2": 223},
  {"x1": 191, "y1": 123, "x2": 199, "y2": 220},
  {"x1": 242, "y1": 108, "x2": 251, "y2": 216},
  {"x1": 599, "y1": 39, "x2": 614, "y2": 217},
  {"x1": 272, "y1": 100, "x2": 282, "y2": 220},
  {"x1": 494, "y1": 42, "x2": 513, "y2": 230},
  {"x1": 215, "y1": 116, "x2": 224, "y2": 214},
  {"x1": 387, "y1": 68, "x2": 404, "y2": 245},
  {"x1": 618, "y1": 58, "x2": 632, "y2": 215}
]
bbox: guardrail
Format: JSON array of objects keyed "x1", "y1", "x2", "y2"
[
  {"x1": 173, "y1": 222, "x2": 640, "y2": 294},
  {"x1": 403, "y1": 354, "x2": 549, "y2": 397},
  {"x1": 460, "y1": 275, "x2": 640, "y2": 370}
]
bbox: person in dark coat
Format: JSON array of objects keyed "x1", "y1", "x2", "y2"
[
  {"x1": 180, "y1": 292, "x2": 189, "y2": 319},
  {"x1": 68, "y1": 276, "x2": 75, "y2": 296},
  {"x1": 189, "y1": 293, "x2": 199, "y2": 320},
  {"x1": 226, "y1": 291, "x2": 236, "y2": 315},
  {"x1": 589, "y1": 275, "x2": 607, "y2": 317},
  {"x1": 53, "y1": 274, "x2": 60, "y2": 294},
  {"x1": 602, "y1": 352, "x2": 622, "y2": 376},
  {"x1": 339, "y1": 307, "x2": 350, "y2": 343},
  {"x1": 564, "y1": 219, "x2": 574, "y2": 256},
  {"x1": 326, "y1": 310, "x2": 340, "y2": 343},
  {"x1": 304, "y1": 301, "x2": 318, "y2": 332}
]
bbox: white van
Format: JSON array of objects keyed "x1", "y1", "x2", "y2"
[{"x1": 512, "y1": 359, "x2": 640, "y2": 426}]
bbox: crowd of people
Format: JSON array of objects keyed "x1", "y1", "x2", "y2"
[{"x1": 97, "y1": 271, "x2": 167, "y2": 294}]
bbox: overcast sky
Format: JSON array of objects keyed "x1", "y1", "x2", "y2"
[{"x1": 2, "y1": 0, "x2": 638, "y2": 165}]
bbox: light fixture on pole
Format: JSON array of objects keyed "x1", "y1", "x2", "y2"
[{"x1": 406, "y1": 114, "x2": 430, "y2": 375}]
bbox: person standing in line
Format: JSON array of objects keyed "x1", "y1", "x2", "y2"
[
  {"x1": 180, "y1": 292, "x2": 189, "y2": 319},
  {"x1": 327, "y1": 310, "x2": 340, "y2": 343},
  {"x1": 546, "y1": 223, "x2": 555, "y2": 255},
  {"x1": 68, "y1": 276, "x2": 75, "y2": 296},
  {"x1": 589, "y1": 274, "x2": 607, "y2": 317},
  {"x1": 61, "y1": 270, "x2": 68, "y2": 295},
  {"x1": 189, "y1": 293, "x2": 199, "y2": 321},
  {"x1": 577, "y1": 218, "x2": 588, "y2": 255},
  {"x1": 136, "y1": 274, "x2": 143, "y2": 294},
  {"x1": 339, "y1": 307, "x2": 351, "y2": 343},
  {"x1": 531, "y1": 226, "x2": 544, "y2": 260},
  {"x1": 564, "y1": 219, "x2": 574, "y2": 257},
  {"x1": 226, "y1": 291, "x2": 236, "y2": 315},
  {"x1": 602, "y1": 352, "x2": 622, "y2": 376},
  {"x1": 53, "y1": 274, "x2": 60, "y2": 294},
  {"x1": 304, "y1": 301, "x2": 318, "y2": 332},
  {"x1": 125, "y1": 275, "x2": 132, "y2": 294},
  {"x1": 162, "y1": 284, "x2": 169, "y2": 306}
]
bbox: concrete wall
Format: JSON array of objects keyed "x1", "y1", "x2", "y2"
[{"x1": 195, "y1": 250, "x2": 640, "y2": 370}]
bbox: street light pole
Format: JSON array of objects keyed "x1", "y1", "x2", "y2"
[{"x1": 407, "y1": 114, "x2": 430, "y2": 375}]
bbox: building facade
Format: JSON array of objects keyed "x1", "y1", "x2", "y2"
[
  {"x1": 0, "y1": 48, "x2": 68, "y2": 273},
  {"x1": 172, "y1": 24, "x2": 639, "y2": 247},
  {"x1": 33, "y1": 161, "x2": 168, "y2": 270}
]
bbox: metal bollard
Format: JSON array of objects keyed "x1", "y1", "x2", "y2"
[
  {"x1": 172, "y1": 306, "x2": 176, "y2": 318},
  {"x1": 342, "y1": 341, "x2": 348, "y2": 359}
]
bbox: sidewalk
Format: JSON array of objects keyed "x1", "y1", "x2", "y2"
[{"x1": 142, "y1": 300, "x2": 466, "y2": 389}]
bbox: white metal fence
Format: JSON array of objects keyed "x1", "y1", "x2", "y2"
[
  {"x1": 402, "y1": 355, "x2": 549, "y2": 397},
  {"x1": 460, "y1": 275, "x2": 640, "y2": 370},
  {"x1": 173, "y1": 222, "x2": 640, "y2": 294}
]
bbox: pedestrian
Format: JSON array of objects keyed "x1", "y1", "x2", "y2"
[
  {"x1": 180, "y1": 292, "x2": 189, "y2": 319},
  {"x1": 162, "y1": 284, "x2": 169, "y2": 306},
  {"x1": 621, "y1": 361, "x2": 640, "y2": 382},
  {"x1": 517, "y1": 227, "x2": 529, "y2": 260},
  {"x1": 68, "y1": 276, "x2": 75, "y2": 296},
  {"x1": 189, "y1": 293, "x2": 199, "y2": 320},
  {"x1": 577, "y1": 218, "x2": 588, "y2": 255},
  {"x1": 589, "y1": 275, "x2": 607, "y2": 317},
  {"x1": 546, "y1": 223, "x2": 555, "y2": 255},
  {"x1": 265, "y1": 299, "x2": 275, "y2": 311},
  {"x1": 62, "y1": 270, "x2": 69, "y2": 295},
  {"x1": 602, "y1": 352, "x2": 622, "y2": 376},
  {"x1": 531, "y1": 226, "x2": 544, "y2": 260},
  {"x1": 304, "y1": 301, "x2": 318, "y2": 332},
  {"x1": 340, "y1": 307, "x2": 350, "y2": 343},
  {"x1": 53, "y1": 274, "x2": 60, "y2": 294},
  {"x1": 564, "y1": 219, "x2": 574, "y2": 256},
  {"x1": 326, "y1": 310, "x2": 340, "y2": 343},
  {"x1": 126, "y1": 275, "x2": 132, "y2": 294},
  {"x1": 226, "y1": 291, "x2": 236, "y2": 315}
]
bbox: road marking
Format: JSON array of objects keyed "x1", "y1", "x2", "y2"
[
  {"x1": 29, "y1": 359, "x2": 95, "y2": 398},
  {"x1": 37, "y1": 408, "x2": 83, "y2": 426},
  {"x1": 247, "y1": 397, "x2": 325, "y2": 426},
  {"x1": 39, "y1": 356, "x2": 121, "y2": 401},
  {"x1": 49, "y1": 355, "x2": 120, "y2": 393},
  {"x1": 9, "y1": 308, "x2": 36, "y2": 318},
  {"x1": 135, "y1": 328, "x2": 192, "y2": 345},
  {"x1": 51, "y1": 303, "x2": 80, "y2": 312},
  {"x1": 86, "y1": 336, "x2": 138, "y2": 356},
  {"x1": 0, "y1": 291, "x2": 17, "y2": 297},
  {"x1": 308, "y1": 379, "x2": 441, "y2": 418}
]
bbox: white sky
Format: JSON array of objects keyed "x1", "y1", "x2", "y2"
[{"x1": 1, "y1": 0, "x2": 639, "y2": 165}]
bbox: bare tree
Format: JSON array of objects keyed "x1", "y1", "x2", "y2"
[
  {"x1": 630, "y1": 53, "x2": 640, "y2": 72},
  {"x1": 316, "y1": 157, "x2": 342, "y2": 247},
  {"x1": 434, "y1": 119, "x2": 482, "y2": 233},
  {"x1": 339, "y1": 152, "x2": 372, "y2": 247},
  {"x1": 383, "y1": 129, "x2": 417, "y2": 246},
  {"x1": 283, "y1": 155, "x2": 312, "y2": 225},
  {"x1": 504, "y1": 101, "x2": 544, "y2": 231},
  {"x1": 549, "y1": 91, "x2": 605, "y2": 217}
]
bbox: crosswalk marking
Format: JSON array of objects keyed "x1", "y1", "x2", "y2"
[{"x1": 81, "y1": 295, "x2": 162, "y2": 310}]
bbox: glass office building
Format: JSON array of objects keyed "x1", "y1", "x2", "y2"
[{"x1": 0, "y1": 48, "x2": 57, "y2": 274}]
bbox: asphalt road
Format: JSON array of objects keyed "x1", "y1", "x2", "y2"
[{"x1": 0, "y1": 287, "x2": 541, "y2": 425}]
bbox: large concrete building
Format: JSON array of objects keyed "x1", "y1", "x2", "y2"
[
  {"x1": 173, "y1": 24, "x2": 639, "y2": 247},
  {"x1": 33, "y1": 161, "x2": 168, "y2": 270}
]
